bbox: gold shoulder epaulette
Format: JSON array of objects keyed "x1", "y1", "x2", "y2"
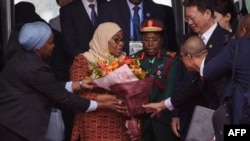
[{"x1": 166, "y1": 51, "x2": 177, "y2": 58}]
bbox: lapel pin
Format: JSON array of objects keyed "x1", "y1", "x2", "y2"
[{"x1": 209, "y1": 44, "x2": 213, "y2": 48}]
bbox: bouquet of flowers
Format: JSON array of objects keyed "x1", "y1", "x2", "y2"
[
  {"x1": 88, "y1": 55, "x2": 147, "y2": 79},
  {"x1": 89, "y1": 55, "x2": 152, "y2": 116},
  {"x1": 89, "y1": 55, "x2": 153, "y2": 140}
]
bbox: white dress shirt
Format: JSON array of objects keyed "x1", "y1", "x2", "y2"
[
  {"x1": 65, "y1": 82, "x2": 97, "y2": 112},
  {"x1": 164, "y1": 57, "x2": 207, "y2": 110},
  {"x1": 199, "y1": 22, "x2": 217, "y2": 45}
]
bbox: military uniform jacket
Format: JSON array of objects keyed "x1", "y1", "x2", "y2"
[{"x1": 134, "y1": 49, "x2": 178, "y2": 138}]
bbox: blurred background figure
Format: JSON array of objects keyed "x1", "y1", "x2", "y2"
[
  {"x1": 213, "y1": 0, "x2": 237, "y2": 33},
  {"x1": 49, "y1": 0, "x2": 73, "y2": 32},
  {"x1": 6, "y1": 1, "x2": 47, "y2": 61},
  {"x1": 234, "y1": 0, "x2": 249, "y2": 20},
  {"x1": 47, "y1": 0, "x2": 73, "y2": 82}
]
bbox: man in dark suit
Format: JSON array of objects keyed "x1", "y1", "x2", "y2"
[
  {"x1": 204, "y1": 14, "x2": 250, "y2": 125},
  {"x1": 99, "y1": 0, "x2": 177, "y2": 55},
  {"x1": 170, "y1": 0, "x2": 233, "y2": 140},
  {"x1": 143, "y1": 14, "x2": 250, "y2": 139},
  {"x1": 0, "y1": 21, "x2": 123, "y2": 141},
  {"x1": 60, "y1": 0, "x2": 107, "y2": 64}
]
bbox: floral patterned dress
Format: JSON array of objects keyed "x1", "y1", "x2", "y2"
[{"x1": 70, "y1": 54, "x2": 131, "y2": 141}]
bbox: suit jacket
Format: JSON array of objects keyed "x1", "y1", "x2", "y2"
[
  {"x1": 205, "y1": 24, "x2": 232, "y2": 62},
  {"x1": 171, "y1": 24, "x2": 232, "y2": 140},
  {"x1": 45, "y1": 29, "x2": 70, "y2": 81},
  {"x1": 172, "y1": 24, "x2": 232, "y2": 108},
  {"x1": 204, "y1": 38, "x2": 250, "y2": 124},
  {"x1": 99, "y1": 0, "x2": 177, "y2": 54},
  {"x1": 0, "y1": 51, "x2": 90, "y2": 141},
  {"x1": 60, "y1": 0, "x2": 106, "y2": 62}
]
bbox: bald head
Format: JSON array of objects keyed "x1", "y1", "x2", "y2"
[
  {"x1": 181, "y1": 35, "x2": 207, "y2": 57},
  {"x1": 237, "y1": 14, "x2": 250, "y2": 38}
]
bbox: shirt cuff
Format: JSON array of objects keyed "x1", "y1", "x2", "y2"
[
  {"x1": 65, "y1": 81, "x2": 73, "y2": 93},
  {"x1": 200, "y1": 57, "x2": 206, "y2": 77},
  {"x1": 164, "y1": 98, "x2": 175, "y2": 111},
  {"x1": 86, "y1": 100, "x2": 98, "y2": 112}
]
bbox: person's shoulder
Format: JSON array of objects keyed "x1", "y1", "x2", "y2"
[
  {"x1": 144, "y1": 0, "x2": 164, "y2": 8},
  {"x1": 161, "y1": 50, "x2": 178, "y2": 62},
  {"x1": 215, "y1": 24, "x2": 232, "y2": 35},
  {"x1": 236, "y1": 37, "x2": 250, "y2": 45},
  {"x1": 131, "y1": 50, "x2": 143, "y2": 58},
  {"x1": 99, "y1": 0, "x2": 114, "y2": 9},
  {"x1": 97, "y1": 0, "x2": 111, "y2": 4},
  {"x1": 103, "y1": 0, "x2": 125, "y2": 7},
  {"x1": 213, "y1": 24, "x2": 233, "y2": 43},
  {"x1": 166, "y1": 51, "x2": 178, "y2": 59},
  {"x1": 60, "y1": 0, "x2": 80, "y2": 11}
]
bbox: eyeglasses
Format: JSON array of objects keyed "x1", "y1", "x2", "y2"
[
  {"x1": 185, "y1": 13, "x2": 202, "y2": 23},
  {"x1": 112, "y1": 38, "x2": 124, "y2": 44},
  {"x1": 179, "y1": 53, "x2": 188, "y2": 61},
  {"x1": 142, "y1": 37, "x2": 161, "y2": 43}
]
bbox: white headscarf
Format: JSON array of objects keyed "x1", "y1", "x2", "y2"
[{"x1": 82, "y1": 22, "x2": 123, "y2": 63}]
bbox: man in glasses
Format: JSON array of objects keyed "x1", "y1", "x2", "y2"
[
  {"x1": 143, "y1": 14, "x2": 250, "y2": 140},
  {"x1": 171, "y1": 0, "x2": 233, "y2": 140}
]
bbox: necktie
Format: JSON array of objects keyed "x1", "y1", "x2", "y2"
[
  {"x1": 89, "y1": 4, "x2": 97, "y2": 26},
  {"x1": 132, "y1": 5, "x2": 140, "y2": 40}
]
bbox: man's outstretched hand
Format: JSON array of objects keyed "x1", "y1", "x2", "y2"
[{"x1": 142, "y1": 100, "x2": 167, "y2": 117}]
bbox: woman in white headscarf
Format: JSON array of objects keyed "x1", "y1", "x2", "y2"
[{"x1": 70, "y1": 22, "x2": 131, "y2": 141}]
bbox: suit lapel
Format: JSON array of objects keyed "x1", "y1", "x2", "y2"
[
  {"x1": 206, "y1": 25, "x2": 220, "y2": 47},
  {"x1": 143, "y1": 0, "x2": 152, "y2": 19}
]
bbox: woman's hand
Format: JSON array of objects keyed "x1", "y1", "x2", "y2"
[
  {"x1": 96, "y1": 94, "x2": 127, "y2": 115},
  {"x1": 72, "y1": 79, "x2": 96, "y2": 92},
  {"x1": 96, "y1": 94, "x2": 117, "y2": 102},
  {"x1": 81, "y1": 79, "x2": 96, "y2": 89}
]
